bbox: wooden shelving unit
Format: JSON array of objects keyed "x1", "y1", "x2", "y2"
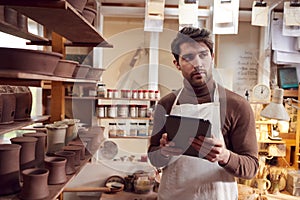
[{"x1": 0, "y1": 0, "x2": 112, "y2": 47}]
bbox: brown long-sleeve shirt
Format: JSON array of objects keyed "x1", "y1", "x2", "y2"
[{"x1": 148, "y1": 80, "x2": 259, "y2": 179}]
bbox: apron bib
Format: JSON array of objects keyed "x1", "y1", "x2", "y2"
[{"x1": 158, "y1": 86, "x2": 238, "y2": 200}]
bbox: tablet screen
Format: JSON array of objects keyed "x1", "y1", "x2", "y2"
[{"x1": 165, "y1": 114, "x2": 211, "y2": 157}]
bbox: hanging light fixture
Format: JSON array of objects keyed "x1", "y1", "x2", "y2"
[{"x1": 260, "y1": 88, "x2": 290, "y2": 121}]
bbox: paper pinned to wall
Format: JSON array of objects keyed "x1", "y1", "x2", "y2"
[
  {"x1": 178, "y1": 0, "x2": 198, "y2": 28},
  {"x1": 251, "y1": 1, "x2": 269, "y2": 27},
  {"x1": 212, "y1": 0, "x2": 239, "y2": 34},
  {"x1": 283, "y1": 2, "x2": 300, "y2": 26}
]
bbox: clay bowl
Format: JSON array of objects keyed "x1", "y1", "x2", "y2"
[
  {"x1": 0, "y1": 47, "x2": 63, "y2": 76},
  {"x1": 67, "y1": 0, "x2": 88, "y2": 13},
  {"x1": 72, "y1": 64, "x2": 91, "y2": 79},
  {"x1": 54, "y1": 59, "x2": 79, "y2": 78},
  {"x1": 82, "y1": 7, "x2": 97, "y2": 24},
  {"x1": 85, "y1": 67, "x2": 105, "y2": 81}
]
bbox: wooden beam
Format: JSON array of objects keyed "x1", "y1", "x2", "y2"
[{"x1": 50, "y1": 81, "x2": 65, "y2": 122}]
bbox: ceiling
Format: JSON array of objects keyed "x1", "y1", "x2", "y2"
[{"x1": 98, "y1": 0, "x2": 285, "y2": 10}]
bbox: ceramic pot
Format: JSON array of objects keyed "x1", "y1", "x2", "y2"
[
  {"x1": 62, "y1": 145, "x2": 82, "y2": 166},
  {"x1": 54, "y1": 151, "x2": 76, "y2": 175},
  {"x1": 45, "y1": 124, "x2": 68, "y2": 155},
  {"x1": 85, "y1": 67, "x2": 105, "y2": 80},
  {"x1": 44, "y1": 157, "x2": 67, "y2": 185},
  {"x1": 17, "y1": 12, "x2": 28, "y2": 32},
  {"x1": 20, "y1": 168, "x2": 49, "y2": 200},
  {"x1": 4, "y1": 7, "x2": 17, "y2": 27},
  {"x1": 72, "y1": 64, "x2": 90, "y2": 79},
  {"x1": 68, "y1": 140, "x2": 86, "y2": 160},
  {"x1": 54, "y1": 119, "x2": 79, "y2": 145},
  {"x1": 12, "y1": 86, "x2": 32, "y2": 121},
  {"x1": 0, "y1": 144, "x2": 21, "y2": 196},
  {"x1": 67, "y1": 0, "x2": 88, "y2": 12},
  {"x1": 0, "y1": 85, "x2": 16, "y2": 124},
  {"x1": 82, "y1": 6, "x2": 96, "y2": 24},
  {"x1": 0, "y1": 47, "x2": 62, "y2": 76},
  {"x1": 23, "y1": 132, "x2": 47, "y2": 167},
  {"x1": 10, "y1": 136, "x2": 38, "y2": 170},
  {"x1": 54, "y1": 60, "x2": 78, "y2": 78}
]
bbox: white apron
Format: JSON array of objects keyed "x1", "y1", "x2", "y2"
[{"x1": 158, "y1": 86, "x2": 238, "y2": 200}]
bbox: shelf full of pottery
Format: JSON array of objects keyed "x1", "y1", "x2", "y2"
[{"x1": 0, "y1": 119, "x2": 104, "y2": 200}]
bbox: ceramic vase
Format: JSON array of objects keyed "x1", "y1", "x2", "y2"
[
  {"x1": 62, "y1": 145, "x2": 82, "y2": 166},
  {"x1": 0, "y1": 144, "x2": 21, "y2": 196},
  {"x1": 54, "y1": 151, "x2": 76, "y2": 175},
  {"x1": 10, "y1": 136, "x2": 38, "y2": 170},
  {"x1": 44, "y1": 157, "x2": 67, "y2": 185},
  {"x1": 45, "y1": 124, "x2": 67, "y2": 155},
  {"x1": 23, "y1": 132, "x2": 47, "y2": 167},
  {"x1": 20, "y1": 168, "x2": 49, "y2": 200}
]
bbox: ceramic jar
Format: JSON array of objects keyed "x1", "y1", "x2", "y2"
[
  {"x1": 54, "y1": 119, "x2": 79, "y2": 145},
  {"x1": 23, "y1": 132, "x2": 47, "y2": 167},
  {"x1": 45, "y1": 123, "x2": 68, "y2": 155},
  {"x1": 68, "y1": 140, "x2": 86, "y2": 160},
  {"x1": 0, "y1": 144, "x2": 21, "y2": 196},
  {"x1": 10, "y1": 136, "x2": 38, "y2": 170},
  {"x1": 62, "y1": 145, "x2": 82, "y2": 166},
  {"x1": 0, "y1": 85, "x2": 16, "y2": 124},
  {"x1": 11, "y1": 86, "x2": 32, "y2": 121},
  {"x1": 54, "y1": 151, "x2": 76, "y2": 175},
  {"x1": 44, "y1": 157, "x2": 67, "y2": 185},
  {"x1": 20, "y1": 168, "x2": 49, "y2": 200}
]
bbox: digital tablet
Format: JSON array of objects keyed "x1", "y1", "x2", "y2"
[{"x1": 165, "y1": 114, "x2": 211, "y2": 157}]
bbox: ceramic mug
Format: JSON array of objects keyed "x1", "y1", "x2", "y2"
[{"x1": 255, "y1": 178, "x2": 271, "y2": 192}]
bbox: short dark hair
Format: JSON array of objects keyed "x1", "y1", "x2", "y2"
[{"x1": 171, "y1": 27, "x2": 214, "y2": 62}]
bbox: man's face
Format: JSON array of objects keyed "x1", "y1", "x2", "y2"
[{"x1": 174, "y1": 41, "x2": 214, "y2": 88}]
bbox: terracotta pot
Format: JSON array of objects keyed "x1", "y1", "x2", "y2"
[
  {"x1": 54, "y1": 60, "x2": 79, "y2": 78},
  {"x1": 0, "y1": 47, "x2": 62, "y2": 76},
  {"x1": 0, "y1": 144, "x2": 21, "y2": 196},
  {"x1": 45, "y1": 124, "x2": 68, "y2": 155},
  {"x1": 54, "y1": 151, "x2": 76, "y2": 175},
  {"x1": 44, "y1": 157, "x2": 67, "y2": 185},
  {"x1": 23, "y1": 132, "x2": 47, "y2": 168},
  {"x1": 67, "y1": 0, "x2": 88, "y2": 12},
  {"x1": 0, "y1": 85, "x2": 16, "y2": 124},
  {"x1": 68, "y1": 140, "x2": 86, "y2": 160},
  {"x1": 10, "y1": 136, "x2": 38, "y2": 170},
  {"x1": 72, "y1": 64, "x2": 90, "y2": 79},
  {"x1": 62, "y1": 145, "x2": 82, "y2": 166},
  {"x1": 12, "y1": 86, "x2": 32, "y2": 121},
  {"x1": 17, "y1": 12, "x2": 28, "y2": 32},
  {"x1": 20, "y1": 168, "x2": 49, "y2": 200},
  {"x1": 4, "y1": 7, "x2": 17, "y2": 27},
  {"x1": 82, "y1": 7, "x2": 96, "y2": 24},
  {"x1": 85, "y1": 67, "x2": 105, "y2": 81}
]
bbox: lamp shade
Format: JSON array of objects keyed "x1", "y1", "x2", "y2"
[{"x1": 260, "y1": 88, "x2": 290, "y2": 121}]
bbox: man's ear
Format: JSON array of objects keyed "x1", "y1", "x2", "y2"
[{"x1": 173, "y1": 60, "x2": 181, "y2": 70}]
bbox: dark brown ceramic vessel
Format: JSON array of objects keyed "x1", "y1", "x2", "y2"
[
  {"x1": 72, "y1": 64, "x2": 90, "y2": 79},
  {"x1": 44, "y1": 157, "x2": 67, "y2": 185},
  {"x1": 0, "y1": 92, "x2": 16, "y2": 124},
  {"x1": 62, "y1": 145, "x2": 82, "y2": 166},
  {"x1": 54, "y1": 60, "x2": 78, "y2": 78},
  {"x1": 67, "y1": 0, "x2": 88, "y2": 12},
  {"x1": 54, "y1": 151, "x2": 76, "y2": 175},
  {"x1": 10, "y1": 136, "x2": 38, "y2": 170},
  {"x1": 12, "y1": 86, "x2": 32, "y2": 121},
  {"x1": 82, "y1": 6, "x2": 96, "y2": 24},
  {"x1": 23, "y1": 132, "x2": 47, "y2": 167},
  {"x1": 20, "y1": 168, "x2": 49, "y2": 200},
  {"x1": 68, "y1": 140, "x2": 86, "y2": 160},
  {"x1": 0, "y1": 144, "x2": 21, "y2": 196}
]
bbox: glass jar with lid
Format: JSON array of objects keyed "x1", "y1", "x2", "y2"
[
  {"x1": 108, "y1": 123, "x2": 117, "y2": 137},
  {"x1": 97, "y1": 83, "x2": 106, "y2": 97},
  {"x1": 107, "y1": 105, "x2": 117, "y2": 118},
  {"x1": 138, "y1": 105, "x2": 147, "y2": 118},
  {"x1": 137, "y1": 123, "x2": 147, "y2": 136},
  {"x1": 116, "y1": 123, "x2": 126, "y2": 136},
  {"x1": 129, "y1": 122, "x2": 138, "y2": 136}
]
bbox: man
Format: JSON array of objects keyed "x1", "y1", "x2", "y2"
[{"x1": 148, "y1": 27, "x2": 258, "y2": 200}]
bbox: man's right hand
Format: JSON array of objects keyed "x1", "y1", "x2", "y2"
[{"x1": 159, "y1": 133, "x2": 183, "y2": 157}]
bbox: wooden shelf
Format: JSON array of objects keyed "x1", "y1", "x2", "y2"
[
  {"x1": 98, "y1": 117, "x2": 152, "y2": 120},
  {"x1": 0, "y1": 70, "x2": 98, "y2": 86},
  {"x1": 0, "y1": 115, "x2": 49, "y2": 135},
  {"x1": 0, "y1": 0, "x2": 112, "y2": 46},
  {"x1": 109, "y1": 135, "x2": 150, "y2": 139},
  {"x1": 284, "y1": 89, "x2": 298, "y2": 98},
  {"x1": 97, "y1": 97, "x2": 159, "y2": 101},
  {"x1": 0, "y1": 20, "x2": 48, "y2": 42}
]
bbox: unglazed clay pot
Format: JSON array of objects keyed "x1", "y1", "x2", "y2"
[
  {"x1": 62, "y1": 145, "x2": 82, "y2": 166},
  {"x1": 82, "y1": 6, "x2": 96, "y2": 24},
  {"x1": 0, "y1": 144, "x2": 21, "y2": 196},
  {"x1": 44, "y1": 157, "x2": 67, "y2": 185},
  {"x1": 67, "y1": 0, "x2": 88, "y2": 12},
  {"x1": 45, "y1": 123, "x2": 68, "y2": 155},
  {"x1": 23, "y1": 132, "x2": 47, "y2": 167},
  {"x1": 0, "y1": 85, "x2": 16, "y2": 124},
  {"x1": 68, "y1": 140, "x2": 86, "y2": 160},
  {"x1": 54, "y1": 60, "x2": 78, "y2": 78},
  {"x1": 10, "y1": 136, "x2": 38, "y2": 170},
  {"x1": 54, "y1": 119, "x2": 79, "y2": 145},
  {"x1": 72, "y1": 64, "x2": 90, "y2": 79},
  {"x1": 11, "y1": 86, "x2": 32, "y2": 121},
  {"x1": 54, "y1": 151, "x2": 76, "y2": 175},
  {"x1": 20, "y1": 168, "x2": 49, "y2": 200}
]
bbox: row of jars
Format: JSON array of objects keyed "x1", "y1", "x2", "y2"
[
  {"x1": 97, "y1": 85, "x2": 160, "y2": 100},
  {"x1": 108, "y1": 121, "x2": 153, "y2": 137},
  {"x1": 97, "y1": 104, "x2": 153, "y2": 118}
]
